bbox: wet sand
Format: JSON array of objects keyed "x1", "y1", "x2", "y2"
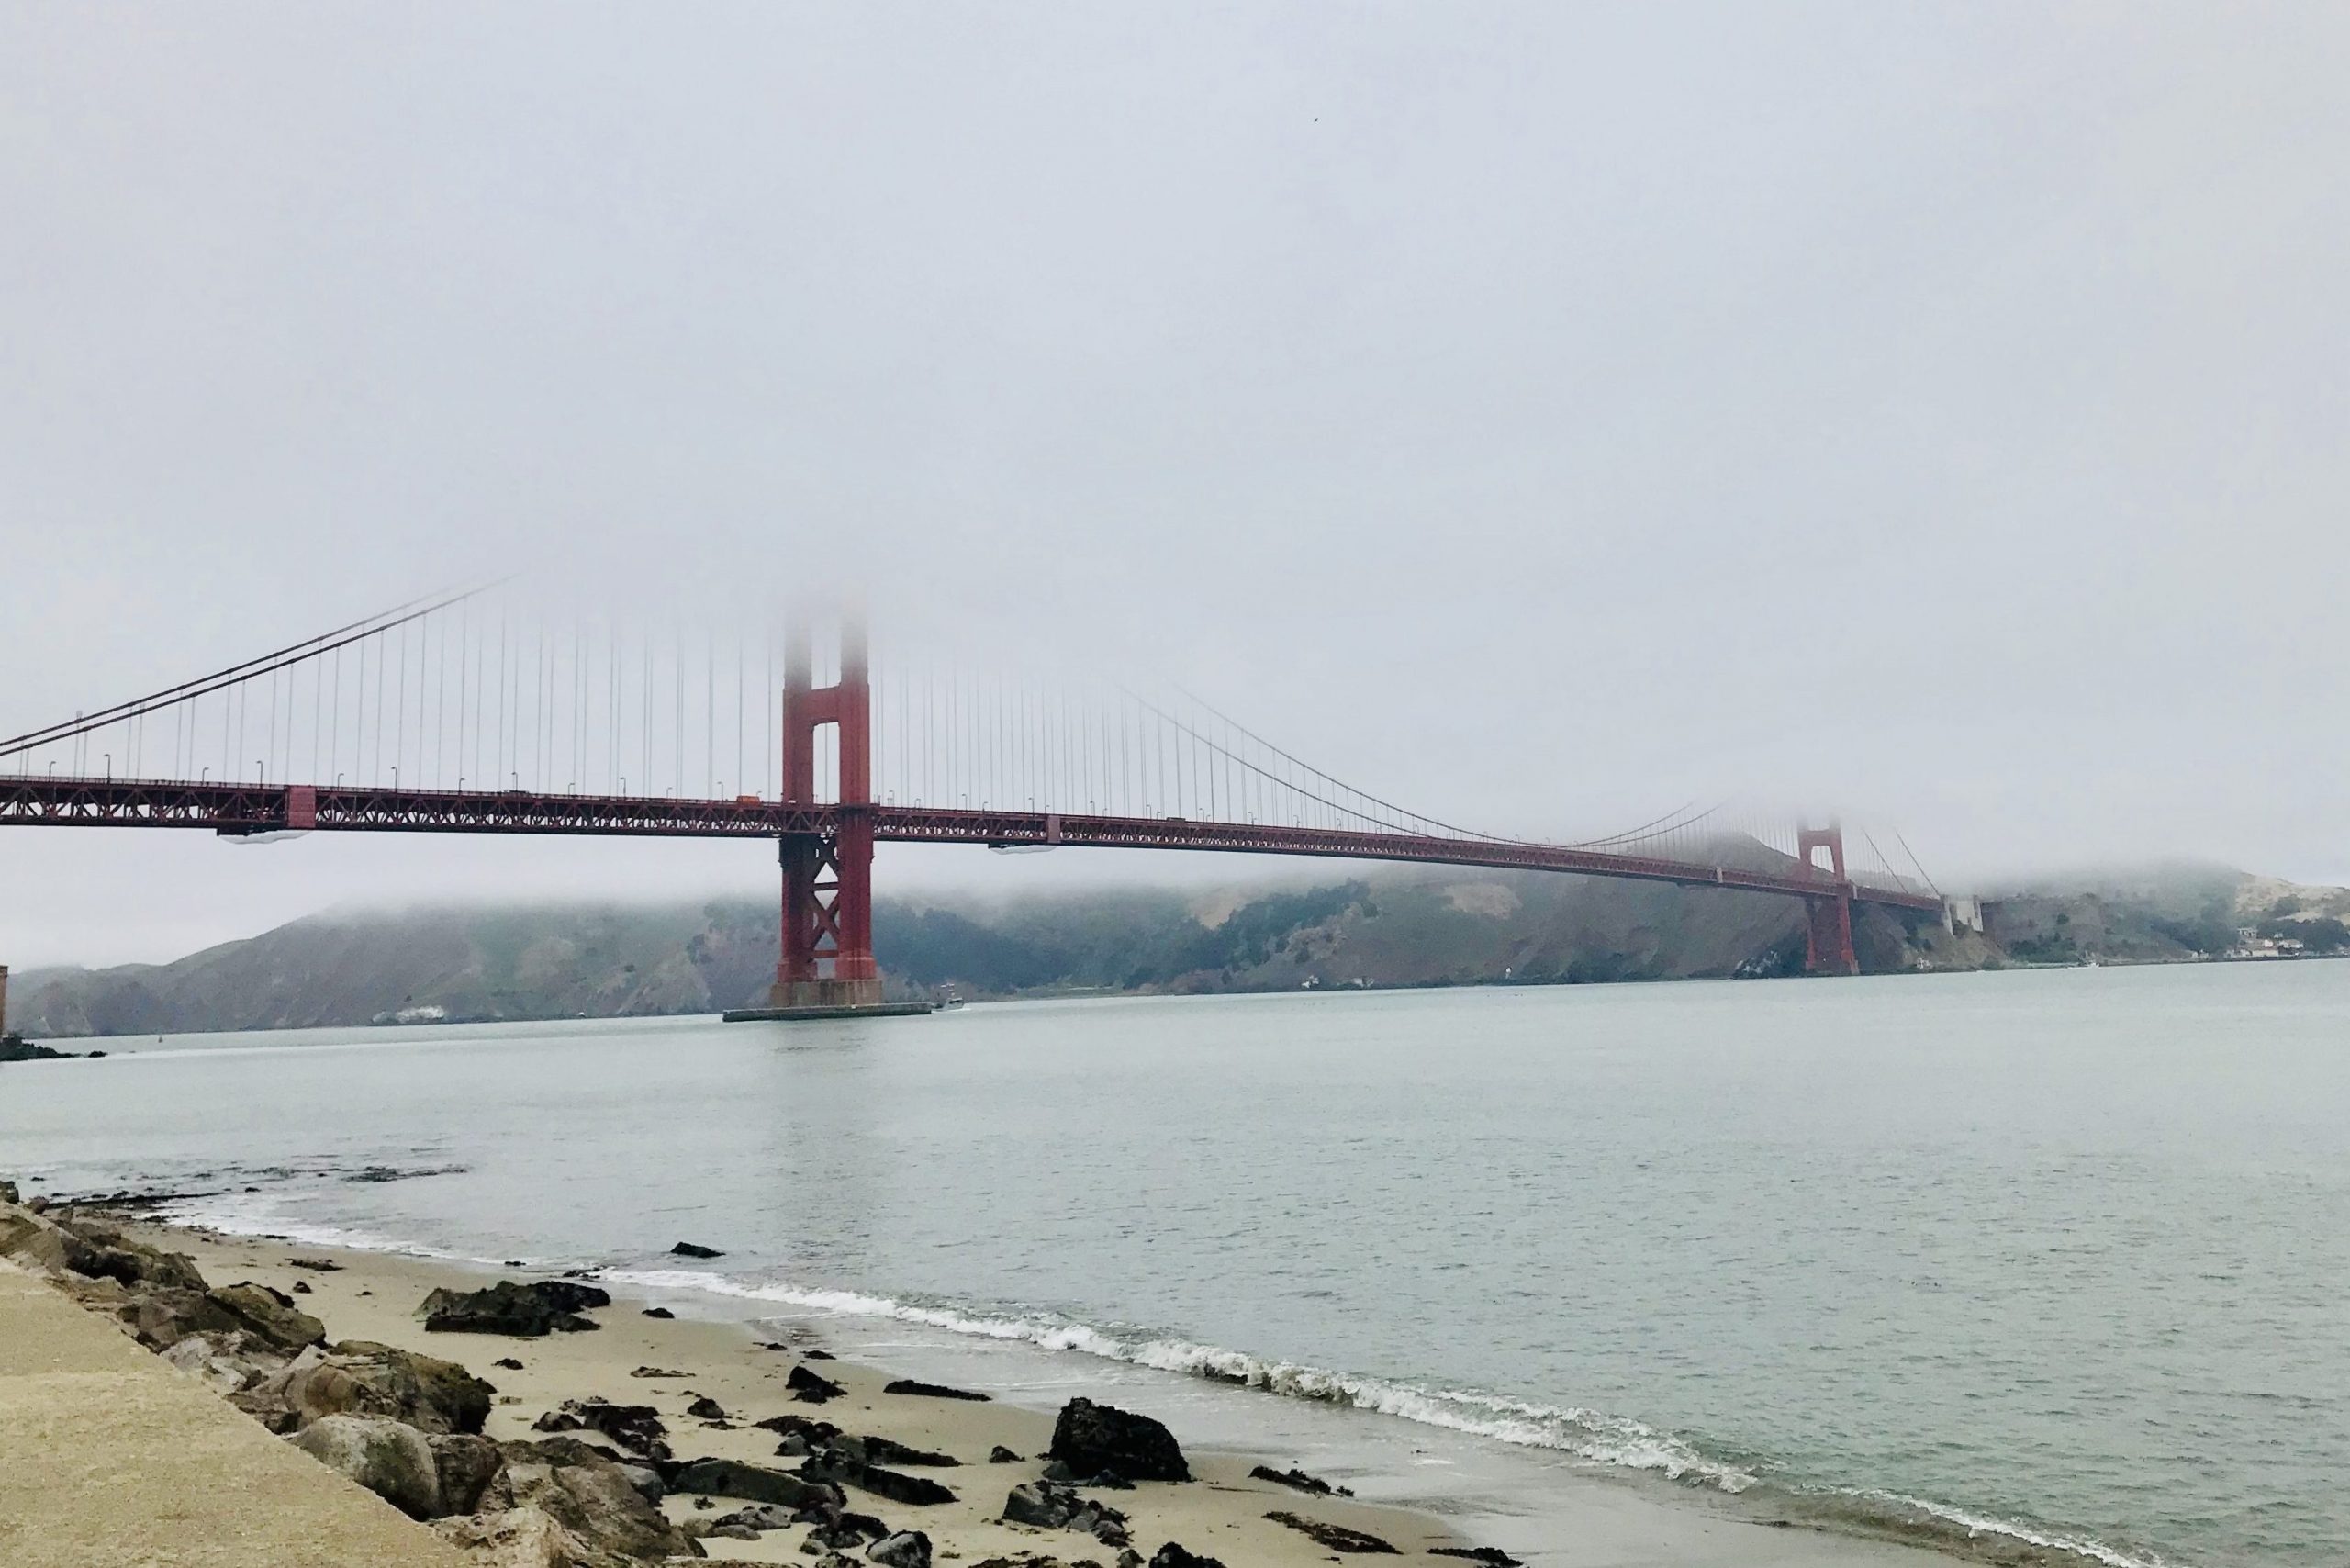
[
  {"x1": 135, "y1": 1219, "x2": 1463, "y2": 1566},
  {"x1": 120, "y1": 1217, "x2": 1990, "y2": 1568}
]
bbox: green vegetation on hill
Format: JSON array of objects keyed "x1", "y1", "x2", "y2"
[{"x1": 8, "y1": 859, "x2": 2339, "y2": 1038}]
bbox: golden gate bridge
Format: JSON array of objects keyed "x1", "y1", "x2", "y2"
[{"x1": 0, "y1": 585, "x2": 1944, "y2": 1011}]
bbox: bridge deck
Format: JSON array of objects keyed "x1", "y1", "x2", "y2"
[{"x1": 0, "y1": 777, "x2": 1942, "y2": 913}]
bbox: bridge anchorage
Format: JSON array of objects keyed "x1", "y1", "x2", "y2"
[{"x1": 0, "y1": 587, "x2": 1950, "y2": 1012}]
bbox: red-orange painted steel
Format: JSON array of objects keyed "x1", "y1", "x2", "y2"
[
  {"x1": 772, "y1": 616, "x2": 880, "y2": 1006},
  {"x1": 0, "y1": 778, "x2": 1942, "y2": 924}
]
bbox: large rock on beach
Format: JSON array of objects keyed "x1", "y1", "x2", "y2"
[
  {"x1": 1046, "y1": 1398, "x2": 1191, "y2": 1483},
  {"x1": 290, "y1": 1413, "x2": 444, "y2": 1518},
  {"x1": 669, "y1": 1456, "x2": 843, "y2": 1512},
  {"x1": 498, "y1": 1437, "x2": 702, "y2": 1560},
  {"x1": 208, "y1": 1282, "x2": 329, "y2": 1354},
  {"x1": 867, "y1": 1529, "x2": 933, "y2": 1568},
  {"x1": 162, "y1": 1329, "x2": 290, "y2": 1394},
  {"x1": 423, "y1": 1280, "x2": 604, "y2": 1337},
  {"x1": 48, "y1": 1212, "x2": 209, "y2": 1291},
  {"x1": 802, "y1": 1445, "x2": 957, "y2": 1506},
  {"x1": 436, "y1": 1506, "x2": 643, "y2": 1568},
  {"x1": 432, "y1": 1432, "x2": 510, "y2": 1516},
  {"x1": 540, "y1": 1397, "x2": 670, "y2": 1460},
  {"x1": 0, "y1": 1204, "x2": 81, "y2": 1274},
  {"x1": 1001, "y1": 1480, "x2": 1132, "y2": 1545},
  {"x1": 239, "y1": 1338, "x2": 496, "y2": 1434},
  {"x1": 1150, "y1": 1547, "x2": 1228, "y2": 1568},
  {"x1": 788, "y1": 1362, "x2": 846, "y2": 1403},
  {"x1": 118, "y1": 1282, "x2": 325, "y2": 1356}
]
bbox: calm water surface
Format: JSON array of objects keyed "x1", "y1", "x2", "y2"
[{"x1": 5, "y1": 962, "x2": 2345, "y2": 1567}]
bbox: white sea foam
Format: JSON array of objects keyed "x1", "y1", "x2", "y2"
[
  {"x1": 154, "y1": 1204, "x2": 2176, "y2": 1568},
  {"x1": 598, "y1": 1266, "x2": 1753, "y2": 1488},
  {"x1": 160, "y1": 1193, "x2": 479, "y2": 1264},
  {"x1": 1870, "y1": 1492, "x2": 2179, "y2": 1568},
  {"x1": 598, "y1": 1265, "x2": 2182, "y2": 1568}
]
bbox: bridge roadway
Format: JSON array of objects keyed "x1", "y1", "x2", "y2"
[{"x1": 0, "y1": 775, "x2": 1942, "y2": 913}]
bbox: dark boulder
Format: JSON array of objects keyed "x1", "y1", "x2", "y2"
[
  {"x1": 1151, "y1": 1547, "x2": 1229, "y2": 1568},
  {"x1": 1042, "y1": 1458, "x2": 1133, "y2": 1488},
  {"x1": 802, "y1": 1446, "x2": 957, "y2": 1506},
  {"x1": 1264, "y1": 1509, "x2": 1399, "y2": 1553},
  {"x1": 711, "y1": 1502, "x2": 797, "y2": 1533},
  {"x1": 988, "y1": 1445, "x2": 1023, "y2": 1463},
  {"x1": 48, "y1": 1213, "x2": 208, "y2": 1292},
  {"x1": 526, "y1": 1279, "x2": 611, "y2": 1313},
  {"x1": 868, "y1": 1529, "x2": 933, "y2": 1568},
  {"x1": 207, "y1": 1282, "x2": 327, "y2": 1356},
  {"x1": 430, "y1": 1432, "x2": 509, "y2": 1516},
  {"x1": 1430, "y1": 1548, "x2": 1524, "y2": 1567},
  {"x1": 670, "y1": 1456, "x2": 844, "y2": 1512},
  {"x1": 1249, "y1": 1463, "x2": 1348, "y2": 1497},
  {"x1": 643, "y1": 1306, "x2": 676, "y2": 1319},
  {"x1": 789, "y1": 1362, "x2": 846, "y2": 1403},
  {"x1": 999, "y1": 1480, "x2": 1130, "y2": 1545},
  {"x1": 670, "y1": 1241, "x2": 724, "y2": 1259},
  {"x1": 883, "y1": 1377, "x2": 989, "y2": 1401},
  {"x1": 543, "y1": 1398, "x2": 670, "y2": 1461},
  {"x1": 1047, "y1": 1398, "x2": 1189, "y2": 1483},
  {"x1": 687, "y1": 1396, "x2": 727, "y2": 1420},
  {"x1": 420, "y1": 1280, "x2": 601, "y2": 1337},
  {"x1": 857, "y1": 1434, "x2": 957, "y2": 1468}
]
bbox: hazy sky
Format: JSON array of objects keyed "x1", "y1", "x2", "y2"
[{"x1": 4, "y1": 4, "x2": 2345, "y2": 968}]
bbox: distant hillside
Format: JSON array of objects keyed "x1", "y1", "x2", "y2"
[
  {"x1": 1983, "y1": 862, "x2": 2350, "y2": 966},
  {"x1": 8, "y1": 859, "x2": 2339, "y2": 1039}
]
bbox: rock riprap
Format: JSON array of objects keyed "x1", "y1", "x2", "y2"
[{"x1": 290, "y1": 1413, "x2": 446, "y2": 1519}]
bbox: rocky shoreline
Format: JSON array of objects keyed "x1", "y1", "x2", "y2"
[
  {"x1": 0, "y1": 1179, "x2": 1478, "y2": 1568},
  {"x1": 0, "y1": 1033, "x2": 104, "y2": 1062}
]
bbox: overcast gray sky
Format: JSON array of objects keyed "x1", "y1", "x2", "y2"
[{"x1": 3, "y1": 4, "x2": 2345, "y2": 969}]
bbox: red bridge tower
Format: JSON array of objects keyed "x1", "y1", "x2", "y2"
[
  {"x1": 1795, "y1": 821, "x2": 1859, "y2": 977},
  {"x1": 772, "y1": 614, "x2": 883, "y2": 1010}
]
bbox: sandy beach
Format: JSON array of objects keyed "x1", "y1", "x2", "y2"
[
  {"x1": 29, "y1": 1204, "x2": 2007, "y2": 1568},
  {"x1": 113, "y1": 1211, "x2": 1475, "y2": 1567}
]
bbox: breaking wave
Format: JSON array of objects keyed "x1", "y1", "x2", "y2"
[
  {"x1": 160, "y1": 1189, "x2": 2175, "y2": 1568},
  {"x1": 607, "y1": 1266, "x2": 1749, "y2": 1486},
  {"x1": 599, "y1": 1266, "x2": 2177, "y2": 1568}
]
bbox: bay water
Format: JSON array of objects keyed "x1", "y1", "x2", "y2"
[{"x1": 4, "y1": 961, "x2": 2344, "y2": 1567}]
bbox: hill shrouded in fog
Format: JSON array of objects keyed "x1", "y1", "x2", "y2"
[{"x1": 8, "y1": 861, "x2": 2341, "y2": 1040}]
